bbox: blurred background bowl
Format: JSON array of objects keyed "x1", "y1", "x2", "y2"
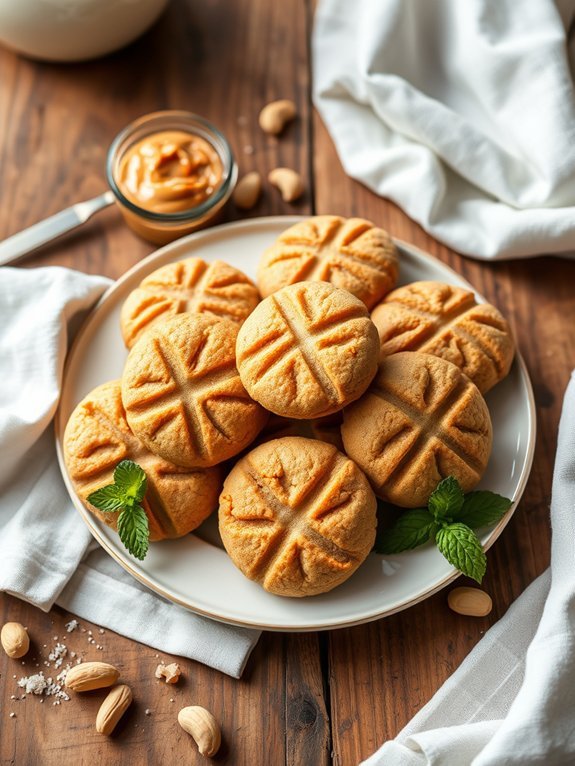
[{"x1": 0, "y1": 0, "x2": 170, "y2": 62}]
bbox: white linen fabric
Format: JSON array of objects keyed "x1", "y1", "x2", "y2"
[
  {"x1": 363, "y1": 370, "x2": 575, "y2": 765},
  {"x1": 313, "y1": 0, "x2": 575, "y2": 260},
  {"x1": 0, "y1": 266, "x2": 260, "y2": 678}
]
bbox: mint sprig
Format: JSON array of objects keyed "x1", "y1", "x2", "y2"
[
  {"x1": 374, "y1": 477, "x2": 512, "y2": 583},
  {"x1": 87, "y1": 460, "x2": 149, "y2": 561}
]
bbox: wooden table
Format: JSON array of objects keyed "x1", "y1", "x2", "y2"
[{"x1": 1, "y1": 1, "x2": 574, "y2": 763}]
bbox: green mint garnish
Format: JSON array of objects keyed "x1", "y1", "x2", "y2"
[
  {"x1": 376, "y1": 509, "x2": 438, "y2": 555},
  {"x1": 428, "y1": 476, "x2": 464, "y2": 522},
  {"x1": 87, "y1": 459, "x2": 149, "y2": 561},
  {"x1": 453, "y1": 491, "x2": 513, "y2": 529},
  {"x1": 373, "y1": 476, "x2": 512, "y2": 583},
  {"x1": 436, "y1": 523, "x2": 487, "y2": 584}
]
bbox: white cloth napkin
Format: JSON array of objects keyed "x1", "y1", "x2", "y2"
[
  {"x1": 0, "y1": 266, "x2": 260, "y2": 678},
  {"x1": 313, "y1": 0, "x2": 575, "y2": 260},
  {"x1": 362, "y1": 370, "x2": 575, "y2": 765}
]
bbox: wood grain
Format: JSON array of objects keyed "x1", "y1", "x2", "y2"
[{"x1": 2, "y1": 0, "x2": 574, "y2": 763}]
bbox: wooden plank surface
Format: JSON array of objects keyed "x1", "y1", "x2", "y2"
[{"x1": 1, "y1": 0, "x2": 573, "y2": 764}]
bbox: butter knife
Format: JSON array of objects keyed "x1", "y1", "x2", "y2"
[{"x1": 0, "y1": 190, "x2": 115, "y2": 267}]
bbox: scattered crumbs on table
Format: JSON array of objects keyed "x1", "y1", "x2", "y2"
[
  {"x1": 145, "y1": 709, "x2": 151, "y2": 716},
  {"x1": 65, "y1": 620, "x2": 79, "y2": 633},
  {"x1": 10, "y1": 712, "x2": 16, "y2": 718},
  {"x1": 99, "y1": 629, "x2": 105, "y2": 635},
  {"x1": 17, "y1": 665, "x2": 72, "y2": 705},
  {"x1": 48, "y1": 643, "x2": 68, "y2": 669}
]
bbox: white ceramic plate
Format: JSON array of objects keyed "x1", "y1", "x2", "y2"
[{"x1": 55, "y1": 217, "x2": 536, "y2": 631}]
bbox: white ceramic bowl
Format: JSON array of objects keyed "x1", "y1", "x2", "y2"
[{"x1": 0, "y1": 0, "x2": 170, "y2": 62}]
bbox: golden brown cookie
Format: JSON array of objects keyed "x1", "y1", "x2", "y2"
[
  {"x1": 121, "y1": 314, "x2": 268, "y2": 468},
  {"x1": 341, "y1": 352, "x2": 492, "y2": 508},
  {"x1": 120, "y1": 257, "x2": 260, "y2": 348},
  {"x1": 371, "y1": 281, "x2": 515, "y2": 393},
  {"x1": 63, "y1": 381, "x2": 222, "y2": 541},
  {"x1": 236, "y1": 282, "x2": 380, "y2": 419},
  {"x1": 257, "y1": 216, "x2": 399, "y2": 309},
  {"x1": 218, "y1": 437, "x2": 377, "y2": 597}
]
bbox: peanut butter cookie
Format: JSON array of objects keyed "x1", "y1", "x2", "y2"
[
  {"x1": 219, "y1": 437, "x2": 377, "y2": 597},
  {"x1": 342, "y1": 352, "x2": 492, "y2": 508},
  {"x1": 121, "y1": 314, "x2": 268, "y2": 467},
  {"x1": 257, "y1": 216, "x2": 399, "y2": 309},
  {"x1": 371, "y1": 281, "x2": 514, "y2": 392},
  {"x1": 236, "y1": 282, "x2": 379, "y2": 419},
  {"x1": 63, "y1": 381, "x2": 222, "y2": 540},
  {"x1": 121, "y1": 257, "x2": 260, "y2": 348}
]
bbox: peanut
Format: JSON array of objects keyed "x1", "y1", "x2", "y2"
[
  {"x1": 178, "y1": 705, "x2": 221, "y2": 757},
  {"x1": 233, "y1": 172, "x2": 262, "y2": 210},
  {"x1": 268, "y1": 167, "x2": 304, "y2": 202},
  {"x1": 65, "y1": 661, "x2": 120, "y2": 691},
  {"x1": 448, "y1": 587, "x2": 493, "y2": 617},
  {"x1": 96, "y1": 684, "x2": 133, "y2": 735},
  {"x1": 1, "y1": 622, "x2": 29, "y2": 659},
  {"x1": 259, "y1": 99, "x2": 297, "y2": 135}
]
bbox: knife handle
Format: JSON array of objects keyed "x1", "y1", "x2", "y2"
[{"x1": 0, "y1": 190, "x2": 115, "y2": 267}]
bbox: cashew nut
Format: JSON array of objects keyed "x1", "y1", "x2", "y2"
[
  {"x1": 268, "y1": 168, "x2": 304, "y2": 202},
  {"x1": 259, "y1": 99, "x2": 297, "y2": 135},
  {"x1": 178, "y1": 705, "x2": 221, "y2": 757},
  {"x1": 233, "y1": 172, "x2": 262, "y2": 210}
]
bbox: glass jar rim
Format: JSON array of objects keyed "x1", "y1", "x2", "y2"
[{"x1": 106, "y1": 110, "x2": 237, "y2": 224}]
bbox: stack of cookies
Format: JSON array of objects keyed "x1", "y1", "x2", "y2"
[{"x1": 64, "y1": 216, "x2": 515, "y2": 598}]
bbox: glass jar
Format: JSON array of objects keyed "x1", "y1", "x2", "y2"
[{"x1": 107, "y1": 110, "x2": 237, "y2": 245}]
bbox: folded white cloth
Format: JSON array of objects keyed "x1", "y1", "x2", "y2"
[
  {"x1": 313, "y1": 0, "x2": 575, "y2": 260},
  {"x1": 363, "y1": 370, "x2": 575, "y2": 765},
  {"x1": 0, "y1": 266, "x2": 259, "y2": 678}
]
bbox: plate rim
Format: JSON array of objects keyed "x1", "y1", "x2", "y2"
[{"x1": 55, "y1": 216, "x2": 537, "y2": 632}]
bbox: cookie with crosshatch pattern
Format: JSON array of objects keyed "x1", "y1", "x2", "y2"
[
  {"x1": 256, "y1": 215, "x2": 399, "y2": 309},
  {"x1": 342, "y1": 352, "x2": 492, "y2": 508},
  {"x1": 218, "y1": 436, "x2": 377, "y2": 597},
  {"x1": 63, "y1": 381, "x2": 222, "y2": 540},
  {"x1": 371, "y1": 281, "x2": 514, "y2": 393},
  {"x1": 236, "y1": 282, "x2": 380, "y2": 419},
  {"x1": 120, "y1": 257, "x2": 260, "y2": 349},
  {"x1": 121, "y1": 314, "x2": 268, "y2": 468}
]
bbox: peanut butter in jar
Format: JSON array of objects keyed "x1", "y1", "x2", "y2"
[
  {"x1": 107, "y1": 112, "x2": 237, "y2": 245},
  {"x1": 117, "y1": 132, "x2": 223, "y2": 215}
]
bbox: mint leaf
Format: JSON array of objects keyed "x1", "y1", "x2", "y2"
[
  {"x1": 86, "y1": 460, "x2": 150, "y2": 559},
  {"x1": 428, "y1": 476, "x2": 464, "y2": 521},
  {"x1": 117, "y1": 505, "x2": 149, "y2": 561},
  {"x1": 455, "y1": 491, "x2": 512, "y2": 529},
  {"x1": 375, "y1": 509, "x2": 437, "y2": 554},
  {"x1": 87, "y1": 484, "x2": 125, "y2": 512},
  {"x1": 113, "y1": 460, "x2": 147, "y2": 504},
  {"x1": 436, "y1": 523, "x2": 486, "y2": 583}
]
